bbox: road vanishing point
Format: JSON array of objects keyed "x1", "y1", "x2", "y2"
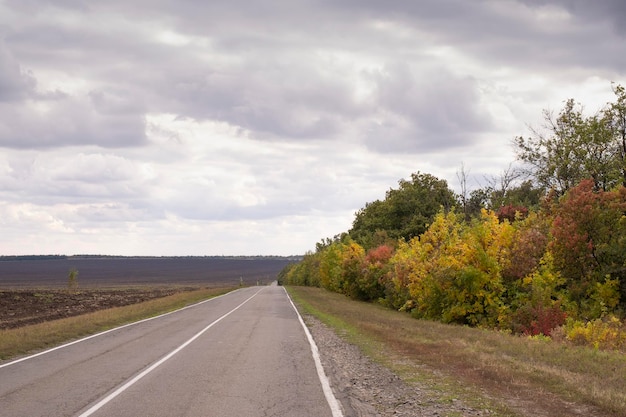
[{"x1": 0, "y1": 284, "x2": 343, "y2": 417}]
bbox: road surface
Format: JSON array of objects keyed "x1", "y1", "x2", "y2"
[{"x1": 0, "y1": 285, "x2": 342, "y2": 417}]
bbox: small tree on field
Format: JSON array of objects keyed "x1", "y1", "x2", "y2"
[{"x1": 68, "y1": 268, "x2": 79, "y2": 290}]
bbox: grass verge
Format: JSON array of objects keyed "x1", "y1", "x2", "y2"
[
  {"x1": 287, "y1": 286, "x2": 626, "y2": 417},
  {"x1": 0, "y1": 286, "x2": 235, "y2": 361}
]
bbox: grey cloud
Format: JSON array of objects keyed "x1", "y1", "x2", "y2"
[
  {"x1": 328, "y1": 0, "x2": 626, "y2": 75},
  {"x1": 0, "y1": 92, "x2": 146, "y2": 148},
  {"x1": 88, "y1": 90, "x2": 145, "y2": 116},
  {"x1": 4, "y1": 0, "x2": 90, "y2": 12},
  {"x1": 3, "y1": 2, "x2": 364, "y2": 143},
  {"x1": 152, "y1": 59, "x2": 365, "y2": 140},
  {"x1": 363, "y1": 64, "x2": 492, "y2": 153},
  {"x1": 0, "y1": 152, "x2": 153, "y2": 205},
  {"x1": 0, "y1": 42, "x2": 35, "y2": 102},
  {"x1": 1, "y1": 0, "x2": 624, "y2": 153},
  {"x1": 518, "y1": 0, "x2": 626, "y2": 27}
]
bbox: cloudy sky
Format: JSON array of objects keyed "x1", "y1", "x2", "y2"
[{"x1": 0, "y1": 0, "x2": 625, "y2": 256}]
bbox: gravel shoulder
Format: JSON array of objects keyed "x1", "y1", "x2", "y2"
[{"x1": 305, "y1": 314, "x2": 493, "y2": 417}]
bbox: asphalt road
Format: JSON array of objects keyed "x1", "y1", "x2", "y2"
[{"x1": 0, "y1": 285, "x2": 342, "y2": 417}]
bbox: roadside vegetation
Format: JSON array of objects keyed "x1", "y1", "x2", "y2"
[
  {"x1": 0, "y1": 286, "x2": 234, "y2": 360},
  {"x1": 280, "y1": 83, "x2": 626, "y2": 353},
  {"x1": 288, "y1": 286, "x2": 626, "y2": 416}
]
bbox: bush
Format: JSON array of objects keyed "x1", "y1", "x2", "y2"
[
  {"x1": 510, "y1": 303, "x2": 567, "y2": 336},
  {"x1": 566, "y1": 315, "x2": 626, "y2": 352}
]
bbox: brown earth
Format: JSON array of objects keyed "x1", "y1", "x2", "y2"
[
  {"x1": 0, "y1": 256, "x2": 293, "y2": 329},
  {"x1": 0, "y1": 288, "x2": 190, "y2": 329}
]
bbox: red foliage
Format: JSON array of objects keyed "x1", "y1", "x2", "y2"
[
  {"x1": 511, "y1": 303, "x2": 567, "y2": 336},
  {"x1": 365, "y1": 244, "x2": 394, "y2": 267},
  {"x1": 496, "y1": 204, "x2": 529, "y2": 223},
  {"x1": 550, "y1": 180, "x2": 626, "y2": 286},
  {"x1": 502, "y1": 226, "x2": 549, "y2": 282}
]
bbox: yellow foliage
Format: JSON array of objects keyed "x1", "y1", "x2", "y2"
[
  {"x1": 521, "y1": 251, "x2": 566, "y2": 306},
  {"x1": 566, "y1": 315, "x2": 626, "y2": 352},
  {"x1": 592, "y1": 278, "x2": 621, "y2": 313},
  {"x1": 402, "y1": 210, "x2": 511, "y2": 326}
]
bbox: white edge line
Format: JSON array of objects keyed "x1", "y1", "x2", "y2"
[
  {"x1": 282, "y1": 286, "x2": 344, "y2": 417},
  {"x1": 0, "y1": 288, "x2": 242, "y2": 369},
  {"x1": 77, "y1": 287, "x2": 264, "y2": 417}
]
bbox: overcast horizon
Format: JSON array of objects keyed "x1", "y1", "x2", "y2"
[{"x1": 1, "y1": 0, "x2": 625, "y2": 256}]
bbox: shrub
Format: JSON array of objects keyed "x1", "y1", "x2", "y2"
[
  {"x1": 510, "y1": 303, "x2": 567, "y2": 336},
  {"x1": 67, "y1": 268, "x2": 79, "y2": 290},
  {"x1": 496, "y1": 204, "x2": 528, "y2": 223},
  {"x1": 359, "y1": 244, "x2": 394, "y2": 301},
  {"x1": 566, "y1": 315, "x2": 626, "y2": 352}
]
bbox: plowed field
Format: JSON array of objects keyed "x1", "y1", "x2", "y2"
[{"x1": 0, "y1": 256, "x2": 294, "y2": 329}]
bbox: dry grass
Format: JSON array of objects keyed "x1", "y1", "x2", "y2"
[
  {"x1": 0, "y1": 286, "x2": 234, "y2": 360},
  {"x1": 288, "y1": 286, "x2": 626, "y2": 417}
]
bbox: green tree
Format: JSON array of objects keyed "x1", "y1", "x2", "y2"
[
  {"x1": 348, "y1": 200, "x2": 391, "y2": 249},
  {"x1": 605, "y1": 83, "x2": 626, "y2": 187},
  {"x1": 465, "y1": 187, "x2": 491, "y2": 219},
  {"x1": 515, "y1": 85, "x2": 626, "y2": 195},
  {"x1": 349, "y1": 172, "x2": 457, "y2": 248}
]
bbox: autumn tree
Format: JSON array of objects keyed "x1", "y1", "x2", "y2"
[
  {"x1": 279, "y1": 252, "x2": 321, "y2": 286},
  {"x1": 550, "y1": 180, "x2": 626, "y2": 317},
  {"x1": 403, "y1": 210, "x2": 511, "y2": 327},
  {"x1": 501, "y1": 211, "x2": 550, "y2": 283},
  {"x1": 339, "y1": 240, "x2": 366, "y2": 300},
  {"x1": 383, "y1": 240, "x2": 418, "y2": 310},
  {"x1": 507, "y1": 252, "x2": 568, "y2": 336},
  {"x1": 359, "y1": 244, "x2": 394, "y2": 301},
  {"x1": 464, "y1": 188, "x2": 491, "y2": 219},
  {"x1": 318, "y1": 242, "x2": 343, "y2": 292}
]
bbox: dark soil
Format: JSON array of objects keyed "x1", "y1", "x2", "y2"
[
  {"x1": 0, "y1": 256, "x2": 294, "y2": 287},
  {"x1": 0, "y1": 257, "x2": 293, "y2": 330},
  {"x1": 0, "y1": 288, "x2": 187, "y2": 329}
]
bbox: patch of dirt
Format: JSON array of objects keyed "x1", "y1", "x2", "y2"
[{"x1": 0, "y1": 288, "x2": 187, "y2": 329}]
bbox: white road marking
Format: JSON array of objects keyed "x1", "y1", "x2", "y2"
[
  {"x1": 76, "y1": 288, "x2": 264, "y2": 417},
  {"x1": 283, "y1": 287, "x2": 344, "y2": 417},
  {"x1": 0, "y1": 289, "x2": 238, "y2": 370}
]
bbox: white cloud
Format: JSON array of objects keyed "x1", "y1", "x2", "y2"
[{"x1": 0, "y1": 0, "x2": 625, "y2": 255}]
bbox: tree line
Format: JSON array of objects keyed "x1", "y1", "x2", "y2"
[{"x1": 280, "y1": 83, "x2": 626, "y2": 351}]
